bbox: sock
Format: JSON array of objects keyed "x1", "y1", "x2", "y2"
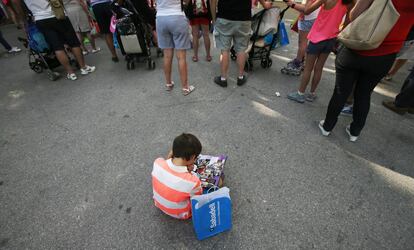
[
  {"x1": 221, "y1": 76, "x2": 227, "y2": 81},
  {"x1": 297, "y1": 91, "x2": 304, "y2": 95},
  {"x1": 238, "y1": 75, "x2": 244, "y2": 80}
]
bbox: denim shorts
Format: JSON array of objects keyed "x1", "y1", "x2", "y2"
[
  {"x1": 214, "y1": 18, "x2": 252, "y2": 53},
  {"x1": 307, "y1": 38, "x2": 337, "y2": 55},
  {"x1": 298, "y1": 19, "x2": 315, "y2": 32},
  {"x1": 156, "y1": 15, "x2": 191, "y2": 50}
]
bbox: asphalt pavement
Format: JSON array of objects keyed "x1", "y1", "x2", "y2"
[{"x1": 1, "y1": 20, "x2": 414, "y2": 250}]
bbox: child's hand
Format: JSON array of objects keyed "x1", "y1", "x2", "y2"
[{"x1": 166, "y1": 150, "x2": 173, "y2": 159}]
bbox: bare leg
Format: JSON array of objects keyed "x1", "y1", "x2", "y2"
[
  {"x1": 298, "y1": 53, "x2": 318, "y2": 93},
  {"x1": 163, "y1": 48, "x2": 174, "y2": 85},
  {"x1": 85, "y1": 32, "x2": 97, "y2": 50},
  {"x1": 55, "y1": 50, "x2": 75, "y2": 74},
  {"x1": 176, "y1": 49, "x2": 189, "y2": 88},
  {"x1": 388, "y1": 59, "x2": 408, "y2": 76},
  {"x1": 76, "y1": 32, "x2": 87, "y2": 52},
  {"x1": 201, "y1": 24, "x2": 211, "y2": 59},
  {"x1": 309, "y1": 53, "x2": 330, "y2": 93},
  {"x1": 220, "y1": 50, "x2": 230, "y2": 78},
  {"x1": 236, "y1": 51, "x2": 247, "y2": 77},
  {"x1": 104, "y1": 33, "x2": 117, "y2": 58},
  {"x1": 71, "y1": 47, "x2": 86, "y2": 68},
  {"x1": 191, "y1": 25, "x2": 200, "y2": 60},
  {"x1": 296, "y1": 30, "x2": 309, "y2": 62}
]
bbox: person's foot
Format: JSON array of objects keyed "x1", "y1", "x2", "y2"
[
  {"x1": 287, "y1": 91, "x2": 305, "y2": 103},
  {"x1": 8, "y1": 47, "x2": 21, "y2": 53},
  {"x1": 214, "y1": 76, "x2": 228, "y2": 87},
  {"x1": 340, "y1": 105, "x2": 353, "y2": 116},
  {"x1": 165, "y1": 81, "x2": 174, "y2": 91},
  {"x1": 382, "y1": 101, "x2": 411, "y2": 115},
  {"x1": 80, "y1": 65, "x2": 96, "y2": 75},
  {"x1": 192, "y1": 56, "x2": 198, "y2": 62},
  {"x1": 112, "y1": 57, "x2": 119, "y2": 62},
  {"x1": 237, "y1": 75, "x2": 247, "y2": 86},
  {"x1": 206, "y1": 55, "x2": 212, "y2": 62},
  {"x1": 305, "y1": 92, "x2": 317, "y2": 102},
  {"x1": 67, "y1": 73, "x2": 78, "y2": 81},
  {"x1": 319, "y1": 120, "x2": 331, "y2": 136},
  {"x1": 182, "y1": 85, "x2": 195, "y2": 96},
  {"x1": 346, "y1": 125, "x2": 358, "y2": 142},
  {"x1": 91, "y1": 47, "x2": 101, "y2": 53},
  {"x1": 82, "y1": 50, "x2": 89, "y2": 55}
]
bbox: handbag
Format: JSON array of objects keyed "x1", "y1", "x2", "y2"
[
  {"x1": 48, "y1": 0, "x2": 66, "y2": 20},
  {"x1": 338, "y1": 0, "x2": 400, "y2": 50},
  {"x1": 191, "y1": 187, "x2": 232, "y2": 240}
]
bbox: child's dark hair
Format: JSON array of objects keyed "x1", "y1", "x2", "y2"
[{"x1": 172, "y1": 133, "x2": 202, "y2": 161}]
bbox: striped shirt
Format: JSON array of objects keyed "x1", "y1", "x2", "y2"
[{"x1": 152, "y1": 158, "x2": 202, "y2": 219}]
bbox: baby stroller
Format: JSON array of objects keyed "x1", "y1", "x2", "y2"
[
  {"x1": 111, "y1": 0, "x2": 157, "y2": 70},
  {"x1": 18, "y1": 22, "x2": 79, "y2": 81},
  {"x1": 230, "y1": 6, "x2": 289, "y2": 71}
]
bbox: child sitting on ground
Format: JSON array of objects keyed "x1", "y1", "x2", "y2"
[{"x1": 152, "y1": 133, "x2": 202, "y2": 219}]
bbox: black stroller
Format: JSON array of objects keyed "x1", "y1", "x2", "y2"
[
  {"x1": 18, "y1": 16, "x2": 79, "y2": 81},
  {"x1": 230, "y1": 6, "x2": 289, "y2": 71},
  {"x1": 111, "y1": 0, "x2": 159, "y2": 70}
]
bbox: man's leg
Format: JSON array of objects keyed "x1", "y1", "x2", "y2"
[
  {"x1": 220, "y1": 50, "x2": 230, "y2": 79},
  {"x1": 55, "y1": 50, "x2": 75, "y2": 74},
  {"x1": 395, "y1": 67, "x2": 414, "y2": 108},
  {"x1": 236, "y1": 51, "x2": 247, "y2": 78},
  {"x1": 176, "y1": 49, "x2": 189, "y2": 89},
  {"x1": 163, "y1": 48, "x2": 174, "y2": 85},
  {"x1": 76, "y1": 32, "x2": 87, "y2": 52},
  {"x1": 71, "y1": 47, "x2": 86, "y2": 69}
]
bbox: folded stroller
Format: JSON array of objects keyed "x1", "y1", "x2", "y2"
[
  {"x1": 230, "y1": 6, "x2": 289, "y2": 71},
  {"x1": 111, "y1": 0, "x2": 157, "y2": 70}
]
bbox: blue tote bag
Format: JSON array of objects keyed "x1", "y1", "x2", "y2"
[
  {"x1": 278, "y1": 21, "x2": 290, "y2": 47},
  {"x1": 26, "y1": 22, "x2": 50, "y2": 52},
  {"x1": 191, "y1": 187, "x2": 232, "y2": 240}
]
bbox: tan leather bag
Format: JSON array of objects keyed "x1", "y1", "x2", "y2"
[
  {"x1": 49, "y1": 0, "x2": 66, "y2": 20},
  {"x1": 338, "y1": 0, "x2": 400, "y2": 50}
]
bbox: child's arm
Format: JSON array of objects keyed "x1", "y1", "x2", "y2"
[{"x1": 304, "y1": 0, "x2": 325, "y2": 15}]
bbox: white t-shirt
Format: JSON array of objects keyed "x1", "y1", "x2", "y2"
[
  {"x1": 24, "y1": 0, "x2": 55, "y2": 21},
  {"x1": 156, "y1": 0, "x2": 185, "y2": 17},
  {"x1": 301, "y1": 0, "x2": 320, "y2": 21}
]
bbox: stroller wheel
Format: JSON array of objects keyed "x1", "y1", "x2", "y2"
[
  {"x1": 261, "y1": 58, "x2": 273, "y2": 69},
  {"x1": 127, "y1": 61, "x2": 135, "y2": 70},
  {"x1": 47, "y1": 70, "x2": 60, "y2": 81},
  {"x1": 32, "y1": 63, "x2": 43, "y2": 73},
  {"x1": 148, "y1": 60, "x2": 155, "y2": 70}
]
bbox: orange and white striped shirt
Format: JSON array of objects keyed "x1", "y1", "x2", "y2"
[{"x1": 152, "y1": 158, "x2": 202, "y2": 219}]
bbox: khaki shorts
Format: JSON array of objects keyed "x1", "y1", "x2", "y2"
[{"x1": 214, "y1": 18, "x2": 251, "y2": 53}]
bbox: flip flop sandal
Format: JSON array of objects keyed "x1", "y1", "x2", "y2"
[
  {"x1": 206, "y1": 55, "x2": 212, "y2": 62},
  {"x1": 192, "y1": 56, "x2": 198, "y2": 62},
  {"x1": 165, "y1": 81, "x2": 175, "y2": 91},
  {"x1": 182, "y1": 85, "x2": 195, "y2": 96}
]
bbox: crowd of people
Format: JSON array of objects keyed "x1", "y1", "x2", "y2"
[{"x1": 0, "y1": 0, "x2": 413, "y2": 140}]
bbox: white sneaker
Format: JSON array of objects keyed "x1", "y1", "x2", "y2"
[
  {"x1": 80, "y1": 65, "x2": 96, "y2": 75},
  {"x1": 91, "y1": 47, "x2": 101, "y2": 53},
  {"x1": 319, "y1": 120, "x2": 331, "y2": 136},
  {"x1": 67, "y1": 73, "x2": 78, "y2": 81},
  {"x1": 82, "y1": 50, "x2": 89, "y2": 55},
  {"x1": 346, "y1": 125, "x2": 358, "y2": 142},
  {"x1": 8, "y1": 47, "x2": 22, "y2": 53}
]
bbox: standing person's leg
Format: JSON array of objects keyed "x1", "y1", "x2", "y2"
[
  {"x1": 386, "y1": 59, "x2": 407, "y2": 79},
  {"x1": 233, "y1": 20, "x2": 251, "y2": 86},
  {"x1": 220, "y1": 50, "x2": 230, "y2": 79},
  {"x1": 163, "y1": 48, "x2": 174, "y2": 87},
  {"x1": 200, "y1": 24, "x2": 211, "y2": 61},
  {"x1": 287, "y1": 53, "x2": 317, "y2": 103},
  {"x1": 176, "y1": 49, "x2": 189, "y2": 88},
  {"x1": 0, "y1": 29, "x2": 12, "y2": 51},
  {"x1": 309, "y1": 53, "x2": 330, "y2": 93},
  {"x1": 296, "y1": 30, "x2": 309, "y2": 62},
  {"x1": 395, "y1": 68, "x2": 414, "y2": 108},
  {"x1": 323, "y1": 47, "x2": 359, "y2": 132},
  {"x1": 191, "y1": 24, "x2": 200, "y2": 62},
  {"x1": 349, "y1": 54, "x2": 396, "y2": 136},
  {"x1": 92, "y1": 2, "x2": 118, "y2": 61},
  {"x1": 76, "y1": 32, "x2": 88, "y2": 53},
  {"x1": 85, "y1": 32, "x2": 99, "y2": 51}
]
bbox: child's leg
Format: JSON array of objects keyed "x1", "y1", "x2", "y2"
[
  {"x1": 310, "y1": 53, "x2": 330, "y2": 93},
  {"x1": 85, "y1": 32, "x2": 97, "y2": 50},
  {"x1": 191, "y1": 24, "x2": 200, "y2": 61},
  {"x1": 298, "y1": 53, "x2": 318, "y2": 93}
]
